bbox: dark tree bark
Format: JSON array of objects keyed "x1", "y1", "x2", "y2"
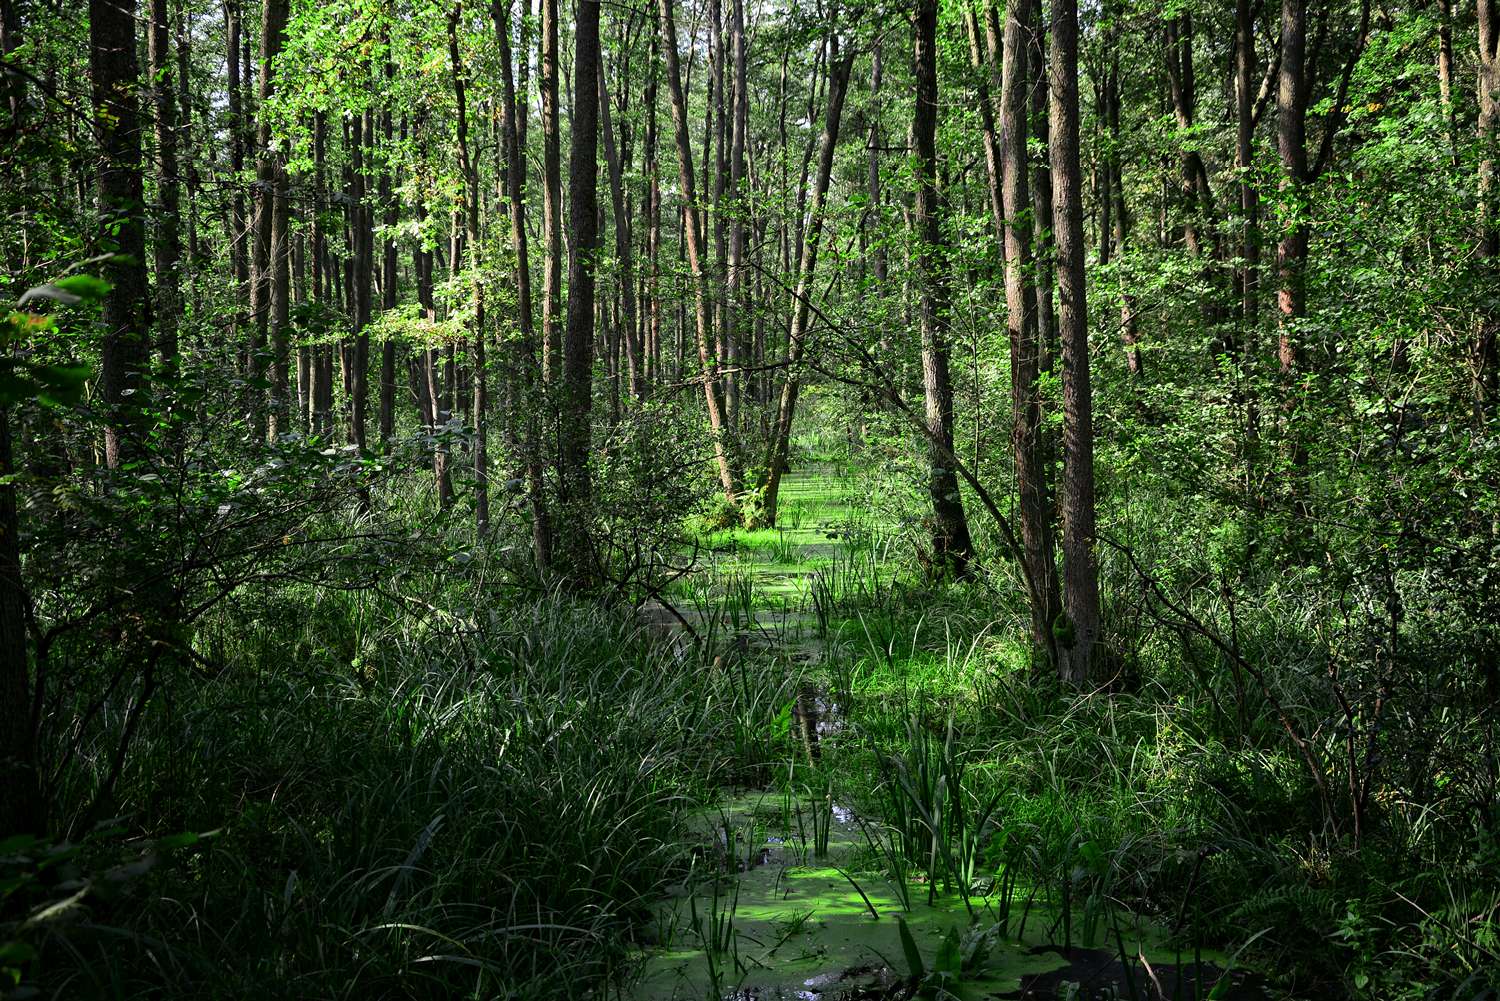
[
  {"x1": 149, "y1": 0, "x2": 180, "y2": 368},
  {"x1": 1051, "y1": 0, "x2": 1103, "y2": 684},
  {"x1": 449, "y1": 2, "x2": 489, "y2": 534},
  {"x1": 913, "y1": 0, "x2": 975, "y2": 578},
  {"x1": 1480, "y1": 0, "x2": 1500, "y2": 413},
  {"x1": 253, "y1": 0, "x2": 291, "y2": 438},
  {"x1": 991, "y1": 0, "x2": 1061, "y2": 665},
  {"x1": 0, "y1": 410, "x2": 39, "y2": 835},
  {"x1": 226, "y1": 1, "x2": 249, "y2": 350},
  {"x1": 560, "y1": 0, "x2": 601, "y2": 572},
  {"x1": 541, "y1": 0, "x2": 563, "y2": 385},
  {"x1": 91, "y1": 0, "x2": 152, "y2": 469},
  {"x1": 493, "y1": 0, "x2": 552, "y2": 571}
]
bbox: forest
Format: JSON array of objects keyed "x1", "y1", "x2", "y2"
[{"x1": 1, "y1": 0, "x2": 1498, "y2": 996}]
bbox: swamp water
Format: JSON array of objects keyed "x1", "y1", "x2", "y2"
[{"x1": 630, "y1": 465, "x2": 1270, "y2": 1001}]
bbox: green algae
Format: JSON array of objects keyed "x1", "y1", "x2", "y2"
[{"x1": 628, "y1": 791, "x2": 1229, "y2": 1001}]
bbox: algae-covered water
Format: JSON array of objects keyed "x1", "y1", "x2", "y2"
[
  {"x1": 635, "y1": 461, "x2": 1270, "y2": 1001},
  {"x1": 628, "y1": 791, "x2": 1264, "y2": 1000}
]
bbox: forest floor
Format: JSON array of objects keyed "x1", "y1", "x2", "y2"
[{"x1": 629, "y1": 459, "x2": 1271, "y2": 1000}]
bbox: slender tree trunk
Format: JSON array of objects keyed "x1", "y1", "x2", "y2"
[
  {"x1": 0, "y1": 409, "x2": 39, "y2": 835},
  {"x1": 541, "y1": 0, "x2": 564, "y2": 385},
  {"x1": 560, "y1": 0, "x2": 601, "y2": 571},
  {"x1": 601, "y1": 68, "x2": 643, "y2": 400},
  {"x1": 991, "y1": 0, "x2": 1061, "y2": 665},
  {"x1": 493, "y1": 0, "x2": 552, "y2": 571},
  {"x1": 226, "y1": 2, "x2": 249, "y2": 353},
  {"x1": 724, "y1": 0, "x2": 749, "y2": 425},
  {"x1": 1480, "y1": 0, "x2": 1500, "y2": 413},
  {"x1": 379, "y1": 57, "x2": 397, "y2": 445},
  {"x1": 149, "y1": 0, "x2": 180, "y2": 369},
  {"x1": 91, "y1": 0, "x2": 151, "y2": 469},
  {"x1": 659, "y1": 0, "x2": 741, "y2": 504},
  {"x1": 1051, "y1": 0, "x2": 1103, "y2": 683},
  {"x1": 449, "y1": 3, "x2": 489, "y2": 533},
  {"x1": 350, "y1": 111, "x2": 372, "y2": 457},
  {"x1": 1237, "y1": 0, "x2": 1261, "y2": 494},
  {"x1": 762, "y1": 40, "x2": 853, "y2": 527},
  {"x1": 255, "y1": 0, "x2": 291, "y2": 438},
  {"x1": 913, "y1": 0, "x2": 975, "y2": 577}
]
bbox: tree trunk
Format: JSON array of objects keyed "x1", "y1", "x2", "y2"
[
  {"x1": 149, "y1": 0, "x2": 180, "y2": 369},
  {"x1": 91, "y1": 0, "x2": 151, "y2": 469},
  {"x1": 379, "y1": 57, "x2": 397, "y2": 445},
  {"x1": 560, "y1": 0, "x2": 601, "y2": 572},
  {"x1": 1480, "y1": 0, "x2": 1500, "y2": 413},
  {"x1": 992, "y1": 0, "x2": 1061, "y2": 665},
  {"x1": 914, "y1": 0, "x2": 975, "y2": 578},
  {"x1": 1051, "y1": 0, "x2": 1103, "y2": 684},
  {"x1": 541, "y1": 0, "x2": 564, "y2": 386},
  {"x1": 601, "y1": 66, "x2": 643, "y2": 400},
  {"x1": 255, "y1": 0, "x2": 291, "y2": 438},
  {"x1": 493, "y1": 0, "x2": 552, "y2": 571},
  {"x1": 350, "y1": 111, "x2": 372, "y2": 457},
  {"x1": 762, "y1": 39, "x2": 854, "y2": 527},
  {"x1": 659, "y1": 0, "x2": 741, "y2": 505},
  {"x1": 0, "y1": 409, "x2": 39, "y2": 835}
]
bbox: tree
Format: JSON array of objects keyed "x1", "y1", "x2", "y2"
[
  {"x1": 90, "y1": 0, "x2": 151, "y2": 469},
  {"x1": 1050, "y1": 0, "x2": 1102, "y2": 683},
  {"x1": 559, "y1": 0, "x2": 602, "y2": 573},
  {"x1": 913, "y1": 0, "x2": 974, "y2": 578},
  {"x1": 988, "y1": 0, "x2": 1061, "y2": 665},
  {"x1": 762, "y1": 37, "x2": 853, "y2": 528},
  {"x1": 1479, "y1": 0, "x2": 1500, "y2": 413},
  {"x1": 658, "y1": 0, "x2": 741, "y2": 507},
  {"x1": 148, "y1": 0, "x2": 180, "y2": 369}
]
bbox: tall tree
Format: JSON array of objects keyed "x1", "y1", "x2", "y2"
[
  {"x1": 1479, "y1": 0, "x2": 1500, "y2": 413},
  {"x1": 1051, "y1": 0, "x2": 1102, "y2": 683},
  {"x1": 90, "y1": 0, "x2": 152, "y2": 468},
  {"x1": 989, "y1": 0, "x2": 1061, "y2": 664},
  {"x1": 913, "y1": 0, "x2": 975, "y2": 577},
  {"x1": 254, "y1": 0, "x2": 291, "y2": 437},
  {"x1": 559, "y1": 0, "x2": 601, "y2": 573},
  {"x1": 540, "y1": 0, "x2": 563, "y2": 385},
  {"x1": 149, "y1": 0, "x2": 180, "y2": 368},
  {"x1": 449, "y1": 2, "x2": 489, "y2": 534},
  {"x1": 493, "y1": 0, "x2": 552, "y2": 570},
  {"x1": 659, "y1": 0, "x2": 741, "y2": 505},
  {"x1": 762, "y1": 37, "x2": 853, "y2": 527}
]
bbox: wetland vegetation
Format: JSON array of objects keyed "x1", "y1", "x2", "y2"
[{"x1": 4, "y1": 0, "x2": 1500, "y2": 997}]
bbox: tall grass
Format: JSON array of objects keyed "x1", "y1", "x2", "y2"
[{"x1": 18, "y1": 593, "x2": 791, "y2": 1000}]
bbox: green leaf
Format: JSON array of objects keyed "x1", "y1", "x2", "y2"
[
  {"x1": 896, "y1": 915, "x2": 925, "y2": 978},
  {"x1": 52, "y1": 275, "x2": 112, "y2": 302}
]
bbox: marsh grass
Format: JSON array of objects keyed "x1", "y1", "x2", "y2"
[{"x1": 22, "y1": 593, "x2": 791, "y2": 1000}]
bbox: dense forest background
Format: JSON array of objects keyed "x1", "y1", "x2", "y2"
[{"x1": 1, "y1": 0, "x2": 1499, "y2": 996}]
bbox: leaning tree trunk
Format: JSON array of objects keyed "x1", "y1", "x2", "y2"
[
  {"x1": 762, "y1": 39, "x2": 853, "y2": 528},
  {"x1": 913, "y1": 0, "x2": 975, "y2": 578}
]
